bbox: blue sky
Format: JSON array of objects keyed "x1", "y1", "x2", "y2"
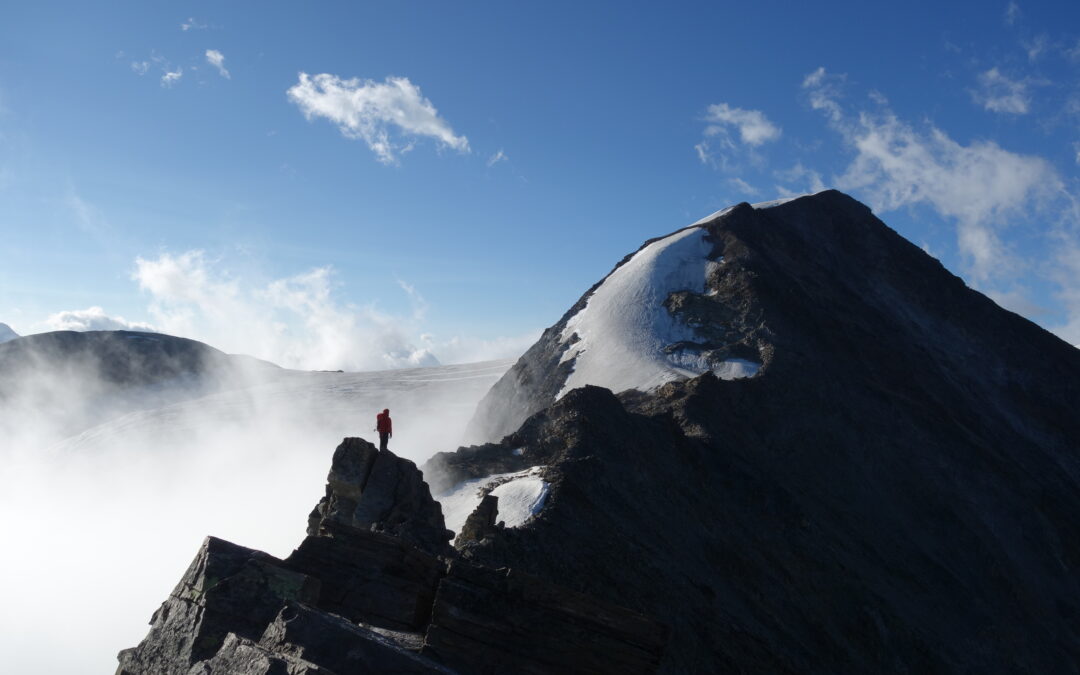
[{"x1": 2, "y1": 1, "x2": 1079, "y2": 367}]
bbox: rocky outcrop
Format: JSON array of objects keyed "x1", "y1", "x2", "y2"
[
  {"x1": 305, "y1": 437, "x2": 453, "y2": 556},
  {"x1": 453, "y1": 494, "x2": 500, "y2": 547},
  {"x1": 120, "y1": 437, "x2": 668, "y2": 674},
  {"x1": 116, "y1": 537, "x2": 321, "y2": 675}
]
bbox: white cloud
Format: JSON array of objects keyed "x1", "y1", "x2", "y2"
[
  {"x1": 487, "y1": 149, "x2": 507, "y2": 167},
  {"x1": 180, "y1": 17, "x2": 206, "y2": 31},
  {"x1": 205, "y1": 49, "x2": 230, "y2": 79},
  {"x1": 803, "y1": 66, "x2": 1063, "y2": 284},
  {"x1": 971, "y1": 68, "x2": 1030, "y2": 114},
  {"x1": 287, "y1": 73, "x2": 469, "y2": 164},
  {"x1": 44, "y1": 306, "x2": 156, "y2": 332},
  {"x1": 132, "y1": 250, "x2": 443, "y2": 370},
  {"x1": 728, "y1": 177, "x2": 760, "y2": 196},
  {"x1": 803, "y1": 67, "x2": 845, "y2": 123},
  {"x1": 695, "y1": 102, "x2": 780, "y2": 170},
  {"x1": 702, "y1": 102, "x2": 781, "y2": 147},
  {"x1": 161, "y1": 68, "x2": 183, "y2": 88},
  {"x1": 774, "y1": 162, "x2": 827, "y2": 197},
  {"x1": 130, "y1": 61, "x2": 150, "y2": 76},
  {"x1": 1005, "y1": 1, "x2": 1021, "y2": 26}
]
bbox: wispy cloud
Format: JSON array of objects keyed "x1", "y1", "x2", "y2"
[
  {"x1": 161, "y1": 68, "x2": 183, "y2": 88},
  {"x1": 180, "y1": 17, "x2": 206, "y2": 31},
  {"x1": 971, "y1": 67, "x2": 1031, "y2": 114},
  {"x1": 287, "y1": 73, "x2": 469, "y2": 164},
  {"x1": 774, "y1": 162, "x2": 826, "y2": 197},
  {"x1": 728, "y1": 177, "x2": 760, "y2": 196},
  {"x1": 1004, "y1": 1, "x2": 1021, "y2": 26},
  {"x1": 702, "y1": 103, "x2": 781, "y2": 146},
  {"x1": 205, "y1": 49, "x2": 230, "y2": 79},
  {"x1": 695, "y1": 102, "x2": 780, "y2": 169},
  {"x1": 803, "y1": 66, "x2": 1063, "y2": 284},
  {"x1": 486, "y1": 149, "x2": 508, "y2": 167},
  {"x1": 45, "y1": 307, "x2": 155, "y2": 332},
  {"x1": 130, "y1": 61, "x2": 150, "y2": 76}
]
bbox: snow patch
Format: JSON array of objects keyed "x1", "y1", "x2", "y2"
[
  {"x1": 437, "y1": 466, "x2": 548, "y2": 535},
  {"x1": 712, "y1": 358, "x2": 760, "y2": 379},
  {"x1": 557, "y1": 227, "x2": 715, "y2": 397},
  {"x1": 490, "y1": 472, "x2": 549, "y2": 528}
]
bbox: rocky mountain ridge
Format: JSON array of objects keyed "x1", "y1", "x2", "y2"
[
  {"x1": 121, "y1": 191, "x2": 1080, "y2": 673},
  {"x1": 119, "y1": 438, "x2": 666, "y2": 674}
]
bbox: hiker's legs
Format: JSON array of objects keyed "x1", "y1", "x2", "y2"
[{"x1": 379, "y1": 432, "x2": 388, "y2": 452}]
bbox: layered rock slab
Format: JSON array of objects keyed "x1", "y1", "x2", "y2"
[{"x1": 121, "y1": 435, "x2": 668, "y2": 674}]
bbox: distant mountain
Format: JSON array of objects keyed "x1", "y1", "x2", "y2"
[
  {"x1": 0, "y1": 322, "x2": 18, "y2": 344},
  {"x1": 0, "y1": 329, "x2": 280, "y2": 438},
  {"x1": 119, "y1": 191, "x2": 1080, "y2": 674}
]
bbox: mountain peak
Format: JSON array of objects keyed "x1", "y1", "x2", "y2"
[{"x1": 0, "y1": 322, "x2": 19, "y2": 344}]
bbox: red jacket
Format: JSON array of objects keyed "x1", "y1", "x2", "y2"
[{"x1": 376, "y1": 412, "x2": 392, "y2": 435}]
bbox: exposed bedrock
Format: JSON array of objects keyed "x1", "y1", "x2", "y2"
[{"x1": 119, "y1": 435, "x2": 667, "y2": 674}]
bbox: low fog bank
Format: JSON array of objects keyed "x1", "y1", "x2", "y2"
[{"x1": 0, "y1": 357, "x2": 512, "y2": 674}]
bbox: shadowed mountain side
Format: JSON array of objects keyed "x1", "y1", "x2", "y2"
[{"x1": 434, "y1": 191, "x2": 1080, "y2": 672}]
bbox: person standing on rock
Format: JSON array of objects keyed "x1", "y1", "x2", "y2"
[{"x1": 375, "y1": 408, "x2": 392, "y2": 452}]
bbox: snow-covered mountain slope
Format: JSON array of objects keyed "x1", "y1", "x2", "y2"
[
  {"x1": 466, "y1": 196, "x2": 799, "y2": 443},
  {"x1": 0, "y1": 322, "x2": 18, "y2": 343}
]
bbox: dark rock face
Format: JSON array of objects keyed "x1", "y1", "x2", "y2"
[
  {"x1": 453, "y1": 494, "x2": 500, "y2": 547},
  {"x1": 116, "y1": 537, "x2": 320, "y2": 675},
  {"x1": 423, "y1": 560, "x2": 667, "y2": 674},
  {"x1": 121, "y1": 436, "x2": 666, "y2": 674},
  {"x1": 285, "y1": 523, "x2": 445, "y2": 631},
  {"x1": 431, "y1": 191, "x2": 1080, "y2": 673}
]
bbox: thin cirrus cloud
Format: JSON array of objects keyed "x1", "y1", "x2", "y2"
[
  {"x1": 971, "y1": 67, "x2": 1030, "y2": 114},
  {"x1": 286, "y1": 72, "x2": 470, "y2": 164},
  {"x1": 205, "y1": 49, "x2": 230, "y2": 79}
]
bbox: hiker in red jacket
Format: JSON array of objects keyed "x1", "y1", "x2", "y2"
[{"x1": 375, "y1": 408, "x2": 392, "y2": 452}]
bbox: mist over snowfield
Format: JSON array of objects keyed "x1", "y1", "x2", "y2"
[{"x1": 0, "y1": 345, "x2": 511, "y2": 675}]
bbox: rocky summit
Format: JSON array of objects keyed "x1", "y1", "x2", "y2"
[{"x1": 121, "y1": 191, "x2": 1080, "y2": 673}]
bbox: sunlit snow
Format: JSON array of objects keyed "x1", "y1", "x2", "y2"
[
  {"x1": 437, "y1": 466, "x2": 548, "y2": 534},
  {"x1": 556, "y1": 222, "x2": 759, "y2": 398}
]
